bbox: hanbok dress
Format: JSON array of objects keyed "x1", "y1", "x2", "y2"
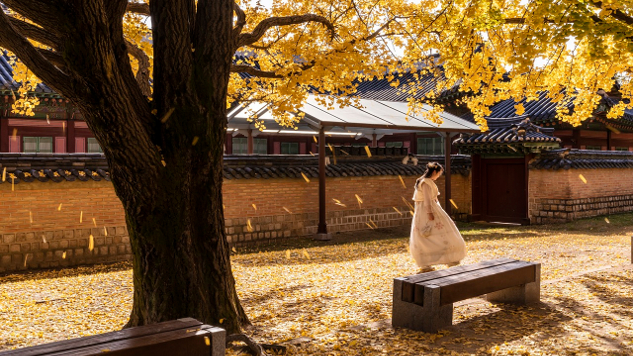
[{"x1": 409, "y1": 178, "x2": 466, "y2": 267}]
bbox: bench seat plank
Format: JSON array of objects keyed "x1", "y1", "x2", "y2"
[
  {"x1": 0, "y1": 318, "x2": 204, "y2": 356},
  {"x1": 46, "y1": 325, "x2": 221, "y2": 356},
  {"x1": 401, "y1": 258, "x2": 518, "y2": 303}
]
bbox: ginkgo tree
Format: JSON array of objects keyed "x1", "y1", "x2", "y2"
[{"x1": 1, "y1": 0, "x2": 632, "y2": 338}]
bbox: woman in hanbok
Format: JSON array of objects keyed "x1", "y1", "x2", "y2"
[{"x1": 410, "y1": 162, "x2": 466, "y2": 273}]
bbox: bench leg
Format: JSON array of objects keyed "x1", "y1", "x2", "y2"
[
  {"x1": 393, "y1": 279, "x2": 453, "y2": 333},
  {"x1": 486, "y1": 264, "x2": 541, "y2": 305}
]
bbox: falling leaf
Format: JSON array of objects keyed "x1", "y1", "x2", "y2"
[
  {"x1": 23, "y1": 254, "x2": 29, "y2": 267},
  {"x1": 62, "y1": 122, "x2": 66, "y2": 134},
  {"x1": 89, "y1": 235, "x2": 94, "y2": 252},
  {"x1": 104, "y1": 227, "x2": 108, "y2": 236},
  {"x1": 365, "y1": 222, "x2": 374, "y2": 229},
  {"x1": 58, "y1": 203, "x2": 62, "y2": 211},
  {"x1": 11, "y1": 177, "x2": 14, "y2": 191},
  {"x1": 333, "y1": 199, "x2": 346, "y2": 207},
  {"x1": 355, "y1": 194, "x2": 363, "y2": 208},
  {"x1": 11, "y1": 128, "x2": 17, "y2": 141},
  {"x1": 62, "y1": 251, "x2": 66, "y2": 259},
  {"x1": 393, "y1": 207, "x2": 403, "y2": 215},
  {"x1": 204, "y1": 336, "x2": 210, "y2": 346},
  {"x1": 301, "y1": 172, "x2": 310, "y2": 183},
  {"x1": 151, "y1": 109, "x2": 158, "y2": 115},
  {"x1": 232, "y1": 247, "x2": 237, "y2": 253},
  {"x1": 328, "y1": 143, "x2": 334, "y2": 152},
  {"x1": 309, "y1": 151, "x2": 315, "y2": 156},
  {"x1": 313, "y1": 136, "x2": 317, "y2": 143},
  {"x1": 219, "y1": 319, "x2": 225, "y2": 324},
  {"x1": 507, "y1": 144, "x2": 518, "y2": 152},
  {"x1": 409, "y1": 210, "x2": 414, "y2": 215},
  {"x1": 285, "y1": 250, "x2": 291, "y2": 259},
  {"x1": 252, "y1": 204, "x2": 257, "y2": 210},
  {"x1": 302, "y1": 249, "x2": 311, "y2": 259},
  {"x1": 401, "y1": 196, "x2": 414, "y2": 210},
  {"x1": 283, "y1": 207, "x2": 292, "y2": 214},
  {"x1": 2, "y1": 167, "x2": 5, "y2": 182},
  {"x1": 368, "y1": 218, "x2": 378, "y2": 229},
  {"x1": 92, "y1": 218, "x2": 97, "y2": 227},
  {"x1": 246, "y1": 219, "x2": 254, "y2": 233},
  {"x1": 606, "y1": 124, "x2": 621, "y2": 134},
  {"x1": 46, "y1": 114, "x2": 50, "y2": 124},
  {"x1": 160, "y1": 108, "x2": 175, "y2": 123},
  {"x1": 42, "y1": 235, "x2": 47, "y2": 244},
  {"x1": 80, "y1": 211, "x2": 83, "y2": 223},
  {"x1": 605, "y1": 217, "x2": 610, "y2": 224},
  {"x1": 161, "y1": 160, "x2": 167, "y2": 167},
  {"x1": 398, "y1": 175, "x2": 406, "y2": 188},
  {"x1": 192, "y1": 136, "x2": 199, "y2": 146},
  {"x1": 449, "y1": 199, "x2": 459, "y2": 209},
  {"x1": 29, "y1": 211, "x2": 33, "y2": 224},
  {"x1": 579, "y1": 174, "x2": 587, "y2": 184},
  {"x1": 340, "y1": 149, "x2": 350, "y2": 155},
  {"x1": 101, "y1": 349, "x2": 110, "y2": 353},
  {"x1": 364, "y1": 146, "x2": 372, "y2": 157}
]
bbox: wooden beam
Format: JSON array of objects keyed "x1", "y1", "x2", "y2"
[
  {"x1": 247, "y1": 129, "x2": 253, "y2": 154},
  {"x1": 66, "y1": 119, "x2": 75, "y2": 153},
  {"x1": 444, "y1": 132, "x2": 452, "y2": 216},
  {"x1": 0, "y1": 117, "x2": 8, "y2": 152},
  {"x1": 315, "y1": 127, "x2": 330, "y2": 240}
]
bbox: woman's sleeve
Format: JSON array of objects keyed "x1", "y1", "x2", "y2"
[{"x1": 421, "y1": 183, "x2": 433, "y2": 212}]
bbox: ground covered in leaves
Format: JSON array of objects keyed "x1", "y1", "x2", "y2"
[{"x1": 0, "y1": 214, "x2": 632, "y2": 355}]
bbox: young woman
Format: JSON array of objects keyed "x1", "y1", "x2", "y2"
[{"x1": 410, "y1": 162, "x2": 466, "y2": 273}]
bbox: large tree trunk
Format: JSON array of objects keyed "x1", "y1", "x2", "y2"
[{"x1": 0, "y1": 0, "x2": 249, "y2": 334}]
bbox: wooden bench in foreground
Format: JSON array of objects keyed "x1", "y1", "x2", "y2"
[
  {"x1": 0, "y1": 318, "x2": 225, "y2": 356},
  {"x1": 393, "y1": 258, "x2": 541, "y2": 333}
]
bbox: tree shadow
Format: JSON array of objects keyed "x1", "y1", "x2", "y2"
[{"x1": 0, "y1": 261, "x2": 132, "y2": 285}]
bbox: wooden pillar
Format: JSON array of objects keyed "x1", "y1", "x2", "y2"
[
  {"x1": 66, "y1": 119, "x2": 75, "y2": 153},
  {"x1": 315, "y1": 127, "x2": 331, "y2": 240},
  {"x1": 0, "y1": 117, "x2": 8, "y2": 152},
  {"x1": 247, "y1": 129, "x2": 253, "y2": 154},
  {"x1": 371, "y1": 133, "x2": 377, "y2": 148},
  {"x1": 444, "y1": 132, "x2": 452, "y2": 216},
  {"x1": 572, "y1": 129, "x2": 580, "y2": 149},
  {"x1": 607, "y1": 129, "x2": 612, "y2": 151}
]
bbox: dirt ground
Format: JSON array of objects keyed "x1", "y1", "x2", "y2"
[{"x1": 0, "y1": 213, "x2": 632, "y2": 355}]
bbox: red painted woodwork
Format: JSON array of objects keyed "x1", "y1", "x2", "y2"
[
  {"x1": 0, "y1": 118, "x2": 8, "y2": 152},
  {"x1": 273, "y1": 142, "x2": 280, "y2": 154},
  {"x1": 55, "y1": 137, "x2": 66, "y2": 153},
  {"x1": 481, "y1": 158, "x2": 528, "y2": 224},
  {"x1": 75, "y1": 137, "x2": 86, "y2": 153},
  {"x1": 9, "y1": 136, "x2": 20, "y2": 152},
  {"x1": 299, "y1": 142, "x2": 306, "y2": 154}
]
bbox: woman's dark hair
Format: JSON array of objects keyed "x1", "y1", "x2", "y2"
[{"x1": 415, "y1": 162, "x2": 444, "y2": 188}]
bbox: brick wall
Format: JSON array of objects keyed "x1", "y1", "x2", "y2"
[
  {"x1": 528, "y1": 168, "x2": 633, "y2": 224},
  {"x1": 0, "y1": 173, "x2": 471, "y2": 272},
  {"x1": 0, "y1": 181, "x2": 131, "y2": 273}
]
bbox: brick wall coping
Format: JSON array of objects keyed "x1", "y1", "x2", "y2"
[
  {"x1": 530, "y1": 148, "x2": 633, "y2": 170},
  {"x1": 0, "y1": 153, "x2": 472, "y2": 184}
]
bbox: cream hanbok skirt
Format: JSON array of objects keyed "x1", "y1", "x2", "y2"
[{"x1": 409, "y1": 200, "x2": 466, "y2": 267}]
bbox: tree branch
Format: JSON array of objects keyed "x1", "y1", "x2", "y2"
[
  {"x1": 8, "y1": 17, "x2": 59, "y2": 49},
  {"x1": 36, "y1": 48, "x2": 65, "y2": 68},
  {"x1": 590, "y1": 1, "x2": 633, "y2": 26},
  {"x1": 2, "y1": 0, "x2": 66, "y2": 36},
  {"x1": 233, "y1": 1, "x2": 247, "y2": 40},
  {"x1": 125, "y1": 39, "x2": 152, "y2": 96},
  {"x1": 0, "y1": 7, "x2": 70, "y2": 94},
  {"x1": 237, "y1": 14, "x2": 336, "y2": 48},
  {"x1": 127, "y1": 2, "x2": 151, "y2": 16}
]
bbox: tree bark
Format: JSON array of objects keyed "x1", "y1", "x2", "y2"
[{"x1": 0, "y1": 0, "x2": 249, "y2": 334}]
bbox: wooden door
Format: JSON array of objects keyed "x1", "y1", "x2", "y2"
[{"x1": 482, "y1": 158, "x2": 528, "y2": 224}]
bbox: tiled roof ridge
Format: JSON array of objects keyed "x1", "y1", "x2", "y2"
[
  {"x1": 454, "y1": 118, "x2": 561, "y2": 146},
  {"x1": 530, "y1": 148, "x2": 633, "y2": 170},
  {"x1": 0, "y1": 154, "x2": 472, "y2": 184}
]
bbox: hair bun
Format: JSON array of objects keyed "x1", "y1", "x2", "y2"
[{"x1": 427, "y1": 162, "x2": 436, "y2": 168}]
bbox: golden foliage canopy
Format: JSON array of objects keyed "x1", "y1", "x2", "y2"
[{"x1": 5, "y1": 0, "x2": 633, "y2": 131}]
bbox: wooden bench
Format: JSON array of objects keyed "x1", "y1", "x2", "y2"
[
  {"x1": 0, "y1": 318, "x2": 225, "y2": 356},
  {"x1": 393, "y1": 258, "x2": 541, "y2": 333}
]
